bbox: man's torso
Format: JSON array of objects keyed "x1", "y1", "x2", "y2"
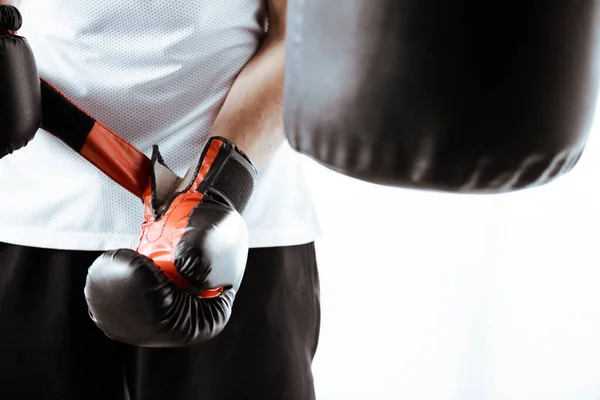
[{"x1": 0, "y1": 0, "x2": 320, "y2": 250}]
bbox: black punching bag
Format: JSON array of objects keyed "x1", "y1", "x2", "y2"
[{"x1": 283, "y1": 1, "x2": 600, "y2": 193}]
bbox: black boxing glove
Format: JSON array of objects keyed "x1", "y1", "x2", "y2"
[
  {"x1": 0, "y1": 5, "x2": 41, "y2": 157},
  {"x1": 84, "y1": 137, "x2": 257, "y2": 347}
]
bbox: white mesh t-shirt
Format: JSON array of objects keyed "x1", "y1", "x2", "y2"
[{"x1": 0, "y1": 0, "x2": 320, "y2": 250}]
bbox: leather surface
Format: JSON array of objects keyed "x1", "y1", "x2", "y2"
[
  {"x1": 84, "y1": 138, "x2": 257, "y2": 347},
  {"x1": 0, "y1": 6, "x2": 41, "y2": 158},
  {"x1": 284, "y1": 0, "x2": 600, "y2": 192},
  {"x1": 85, "y1": 248, "x2": 236, "y2": 347}
]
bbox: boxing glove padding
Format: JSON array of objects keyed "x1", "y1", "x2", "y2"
[
  {"x1": 87, "y1": 247, "x2": 237, "y2": 345},
  {"x1": 0, "y1": 5, "x2": 41, "y2": 157},
  {"x1": 0, "y1": 4, "x2": 22, "y2": 31},
  {"x1": 85, "y1": 137, "x2": 257, "y2": 347},
  {"x1": 174, "y1": 201, "x2": 248, "y2": 294}
]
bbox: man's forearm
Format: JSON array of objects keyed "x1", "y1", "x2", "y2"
[{"x1": 209, "y1": 30, "x2": 287, "y2": 167}]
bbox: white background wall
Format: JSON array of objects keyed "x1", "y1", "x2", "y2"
[{"x1": 306, "y1": 104, "x2": 600, "y2": 400}]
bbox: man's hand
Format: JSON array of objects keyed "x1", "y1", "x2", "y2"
[{"x1": 208, "y1": 0, "x2": 287, "y2": 167}]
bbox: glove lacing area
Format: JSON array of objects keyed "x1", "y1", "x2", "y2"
[{"x1": 136, "y1": 137, "x2": 256, "y2": 299}]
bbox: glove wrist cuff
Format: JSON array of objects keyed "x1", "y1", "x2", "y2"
[
  {"x1": 148, "y1": 137, "x2": 258, "y2": 217},
  {"x1": 196, "y1": 136, "x2": 257, "y2": 214}
]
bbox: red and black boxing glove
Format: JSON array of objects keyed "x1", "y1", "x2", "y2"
[
  {"x1": 0, "y1": 5, "x2": 41, "y2": 157},
  {"x1": 84, "y1": 137, "x2": 257, "y2": 347}
]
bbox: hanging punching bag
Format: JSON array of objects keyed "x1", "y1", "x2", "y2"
[{"x1": 283, "y1": 1, "x2": 600, "y2": 192}]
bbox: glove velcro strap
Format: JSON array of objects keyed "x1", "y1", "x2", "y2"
[
  {"x1": 40, "y1": 79, "x2": 152, "y2": 199},
  {"x1": 196, "y1": 137, "x2": 257, "y2": 214}
]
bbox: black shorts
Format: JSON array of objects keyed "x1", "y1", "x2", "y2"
[{"x1": 0, "y1": 241, "x2": 321, "y2": 400}]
